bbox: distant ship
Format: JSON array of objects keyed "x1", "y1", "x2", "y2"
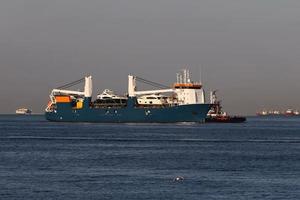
[
  {"x1": 16, "y1": 108, "x2": 32, "y2": 115},
  {"x1": 45, "y1": 69, "x2": 211, "y2": 123},
  {"x1": 205, "y1": 91, "x2": 246, "y2": 123},
  {"x1": 285, "y1": 109, "x2": 300, "y2": 116},
  {"x1": 257, "y1": 109, "x2": 300, "y2": 116}
]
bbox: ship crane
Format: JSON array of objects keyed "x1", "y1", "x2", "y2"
[
  {"x1": 51, "y1": 89, "x2": 85, "y2": 97},
  {"x1": 46, "y1": 76, "x2": 92, "y2": 111},
  {"x1": 50, "y1": 76, "x2": 92, "y2": 98},
  {"x1": 128, "y1": 75, "x2": 174, "y2": 96}
]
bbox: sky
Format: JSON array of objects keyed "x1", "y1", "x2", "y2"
[{"x1": 0, "y1": 0, "x2": 300, "y2": 115}]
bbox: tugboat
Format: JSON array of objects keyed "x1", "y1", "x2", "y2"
[{"x1": 205, "y1": 90, "x2": 246, "y2": 123}]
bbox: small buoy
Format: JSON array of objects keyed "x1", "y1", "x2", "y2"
[{"x1": 173, "y1": 176, "x2": 184, "y2": 182}]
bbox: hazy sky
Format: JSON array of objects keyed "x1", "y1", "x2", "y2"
[{"x1": 1, "y1": 0, "x2": 300, "y2": 114}]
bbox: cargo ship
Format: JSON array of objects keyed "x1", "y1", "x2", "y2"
[
  {"x1": 205, "y1": 91, "x2": 246, "y2": 123},
  {"x1": 45, "y1": 69, "x2": 211, "y2": 123}
]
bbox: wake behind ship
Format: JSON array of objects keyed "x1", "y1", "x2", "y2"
[{"x1": 45, "y1": 69, "x2": 211, "y2": 123}]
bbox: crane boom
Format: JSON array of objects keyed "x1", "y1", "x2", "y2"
[
  {"x1": 134, "y1": 89, "x2": 174, "y2": 95},
  {"x1": 51, "y1": 89, "x2": 85, "y2": 96}
]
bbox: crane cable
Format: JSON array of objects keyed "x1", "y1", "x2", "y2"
[
  {"x1": 56, "y1": 77, "x2": 85, "y2": 89},
  {"x1": 135, "y1": 76, "x2": 170, "y2": 89},
  {"x1": 55, "y1": 75, "x2": 169, "y2": 90}
]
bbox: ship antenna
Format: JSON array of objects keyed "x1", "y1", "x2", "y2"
[{"x1": 199, "y1": 64, "x2": 203, "y2": 84}]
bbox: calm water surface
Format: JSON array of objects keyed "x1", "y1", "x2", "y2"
[{"x1": 0, "y1": 115, "x2": 299, "y2": 199}]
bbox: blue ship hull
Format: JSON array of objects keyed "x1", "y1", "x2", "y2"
[{"x1": 45, "y1": 97, "x2": 211, "y2": 123}]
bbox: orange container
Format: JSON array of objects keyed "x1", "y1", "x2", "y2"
[{"x1": 55, "y1": 96, "x2": 71, "y2": 103}]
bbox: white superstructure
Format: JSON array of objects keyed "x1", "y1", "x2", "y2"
[
  {"x1": 174, "y1": 69, "x2": 205, "y2": 104},
  {"x1": 128, "y1": 69, "x2": 206, "y2": 105}
]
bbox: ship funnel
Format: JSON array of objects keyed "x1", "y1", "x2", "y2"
[{"x1": 84, "y1": 76, "x2": 93, "y2": 97}]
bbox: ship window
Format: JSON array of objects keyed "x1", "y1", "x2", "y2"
[
  {"x1": 150, "y1": 101, "x2": 153, "y2": 104},
  {"x1": 146, "y1": 97, "x2": 156, "y2": 99}
]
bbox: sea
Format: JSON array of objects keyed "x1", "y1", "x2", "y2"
[{"x1": 0, "y1": 115, "x2": 299, "y2": 200}]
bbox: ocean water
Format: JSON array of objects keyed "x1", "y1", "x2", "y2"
[{"x1": 0, "y1": 115, "x2": 299, "y2": 200}]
